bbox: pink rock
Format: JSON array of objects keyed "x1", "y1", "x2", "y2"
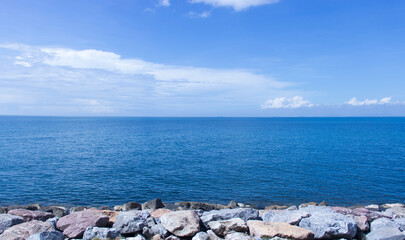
[
  {"x1": 0, "y1": 220, "x2": 53, "y2": 240},
  {"x1": 8, "y1": 209, "x2": 54, "y2": 221},
  {"x1": 151, "y1": 208, "x2": 172, "y2": 219},
  {"x1": 353, "y1": 215, "x2": 370, "y2": 232},
  {"x1": 56, "y1": 209, "x2": 110, "y2": 238},
  {"x1": 330, "y1": 207, "x2": 353, "y2": 215}
]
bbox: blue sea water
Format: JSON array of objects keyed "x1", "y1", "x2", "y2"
[{"x1": 0, "y1": 117, "x2": 404, "y2": 207}]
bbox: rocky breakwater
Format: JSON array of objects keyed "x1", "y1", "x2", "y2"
[{"x1": 0, "y1": 200, "x2": 404, "y2": 240}]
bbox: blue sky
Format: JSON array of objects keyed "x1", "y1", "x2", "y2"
[{"x1": 0, "y1": 0, "x2": 405, "y2": 116}]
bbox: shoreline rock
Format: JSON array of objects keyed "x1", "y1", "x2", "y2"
[{"x1": 0, "y1": 201, "x2": 404, "y2": 240}]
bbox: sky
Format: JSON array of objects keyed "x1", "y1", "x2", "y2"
[{"x1": 0, "y1": 0, "x2": 405, "y2": 116}]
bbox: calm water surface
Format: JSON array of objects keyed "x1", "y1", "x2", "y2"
[{"x1": 0, "y1": 117, "x2": 404, "y2": 207}]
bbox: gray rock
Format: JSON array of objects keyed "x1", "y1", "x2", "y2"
[
  {"x1": 46, "y1": 217, "x2": 59, "y2": 229},
  {"x1": 112, "y1": 210, "x2": 150, "y2": 234},
  {"x1": 192, "y1": 231, "x2": 210, "y2": 240},
  {"x1": 151, "y1": 222, "x2": 170, "y2": 237},
  {"x1": 42, "y1": 206, "x2": 68, "y2": 218},
  {"x1": 7, "y1": 204, "x2": 41, "y2": 211},
  {"x1": 114, "y1": 202, "x2": 142, "y2": 211},
  {"x1": 142, "y1": 199, "x2": 165, "y2": 211},
  {"x1": 142, "y1": 226, "x2": 155, "y2": 238},
  {"x1": 165, "y1": 235, "x2": 180, "y2": 240},
  {"x1": 82, "y1": 226, "x2": 121, "y2": 240},
  {"x1": 224, "y1": 232, "x2": 255, "y2": 240},
  {"x1": 207, "y1": 218, "x2": 248, "y2": 237},
  {"x1": 262, "y1": 209, "x2": 310, "y2": 225},
  {"x1": 160, "y1": 210, "x2": 201, "y2": 237},
  {"x1": 394, "y1": 218, "x2": 405, "y2": 231},
  {"x1": 299, "y1": 207, "x2": 357, "y2": 239},
  {"x1": 207, "y1": 230, "x2": 222, "y2": 240},
  {"x1": 365, "y1": 204, "x2": 381, "y2": 212},
  {"x1": 69, "y1": 206, "x2": 89, "y2": 213},
  {"x1": 200, "y1": 208, "x2": 260, "y2": 225},
  {"x1": 370, "y1": 218, "x2": 402, "y2": 232},
  {"x1": 127, "y1": 234, "x2": 147, "y2": 240},
  {"x1": 8, "y1": 209, "x2": 54, "y2": 221},
  {"x1": 366, "y1": 227, "x2": 405, "y2": 240},
  {"x1": 385, "y1": 207, "x2": 405, "y2": 218},
  {"x1": 176, "y1": 202, "x2": 226, "y2": 211},
  {"x1": 382, "y1": 203, "x2": 405, "y2": 209},
  {"x1": 27, "y1": 230, "x2": 64, "y2": 240},
  {"x1": 0, "y1": 214, "x2": 25, "y2": 234}
]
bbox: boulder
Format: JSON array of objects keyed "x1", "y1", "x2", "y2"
[
  {"x1": 207, "y1": 230, "x2": 222, "y2": 240},
  {"x1": 82, "y1": 226, "x2": 121, "y2": 240},
  {"x1": 200, "y1": 208, "x2": 259, "y2": 225},
  {"x1": 0, "y1": 220, "x2": 53, "y2": 240},
  {"x1": 385, "y1": 207, "x2": 405, "y2": 218},
  {"x1": 192, "y1": 231, "x2": 210, "y2": 240},
  {"x1": 56, "y1": 209, "x2": 110, "y2": 238},
  {"x1": 382, "y1": 203, "x2": 405, "y2": 209},
  {"x1": 299, "y1": 202, "x2": 318, "y2": 208},
  {"x1": 46, "y1": 217, "x2": 59, "y2": 229},
  {"x1": 370, "y1": 217, "x2": 402, "y2": 232},
  {"x1": 8, "y1": 209, "x2": 54, "y2": 221},
  {"x1": 262, "y1": 209, "x2": 310, "y2": 225},
  {"x1": 41, "y1": 206, "x2": 68, "y2": 218},
  {"x1": 265, "y1": 205, "x2": 289, "y2": 210},
  {"x1": 318, "y1": 201, "x2": 327, "y2": 206},
  {"x1": 394, "y1": 218, "x2": 405, "y2": 231},
  {"x1": 176, "y1": 202, "x2": 226, "y2": 211},
  {"x1": 69, "y1": 206, "x2": 89, "y2": 213},
  {"x1": 112, "y1": 210, "x2": 150, "y2": 234},
  {"x1": 365, "y1": 204, "x2": 381, "y2": 212},
  {"x1": 114, "y1": 202, "x2": 142, "y2": 211},
  {"x1": 127, "y1": 234, "x2": 147, "y2": 240},
  {"x1": 208, "y1": 218, "x2": 248, "y2": 237},
  {"x1": 298, "y1": 208, "x2": 357, "y2": 239},
  {"x1": 0, "y1": 214, "x2": 25, "y2": 234},
  {"x1": 7, "y1": 204, "x2": 41, "y2": 211},
  {"x1": 152, "y1": 209, "x2": 172, "y2": 219},
  {"x1": 91, "y1": 209, "x2": 119, "y2": 226},
  {"x1": 225, "y1": 232, "x2": 255, "y2": 240},
  {"x1": 247, "y1": 220, "x2": 314, "y2": 240},
  {"x1": 353, "y1": 215, "x2": 370, "y2": 232},
  {"x1": 153, "y1": 234, "x2": 165, "y2": 240},
  {"x1": 366, "y1": 227, "x2": 405, "y2": 240},
  {"x1": 166, "y1": 235, "x2": 180, "y2": 240},
  {"x1": 142, "y1": 199, "x2": 165, "y2": 211},
  {"x1": 26, "y1": 230, "x2": 64, "y2": 240},
  {"x1": 160, "y1": 210, "x2": 201, "y2": 237}
]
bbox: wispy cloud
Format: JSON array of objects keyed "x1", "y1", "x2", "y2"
[
  {"x1": 188, "y1": 11, "x2": 212, "y2": 18},
  {"x1": 0, "y1": 43, "x2": 292, "y2": 116},
  {"x1": 261, "y1": 96, "x2": 314, "y2": 109},
  {"x1": 158, "y1": 0, "x2": 170, "y2": 7},
  {"x1": 345, "y1": 97, "x2": 393, "y2": 106},
  {"x1": 189, "y1": 0, "x2": 280, "y2": 11}
]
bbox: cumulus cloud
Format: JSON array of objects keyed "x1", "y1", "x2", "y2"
[
  {"x1": 345, "y1": 97, "x2": 393, "y2": 106},
  {"x1": 261, "y1": 96, "x2": 314, "y2": 109},
  {"x1": 158, "y1": 0, "x2": 170, "y2": 7},
  {"x1": 189, "y1": 0, "x2": 280, "y2": 11}
]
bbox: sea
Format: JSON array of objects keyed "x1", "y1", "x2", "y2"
[{"x1": 0, "y1": 116, "x2": 404, "y2": 207}]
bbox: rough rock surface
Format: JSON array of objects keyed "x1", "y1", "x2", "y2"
[
  {"x1": 152, "y1": 209, "x2": 172, "y2": 219},
  {"x1": 353, "y1": 215, "x2": 370, "y2": 232},
  {"x1": 385, "y1": 207, "x2": 405, "y2": 218},
  {"x1": 114, "y1": 202, "x2": 142, "y2": 211},
  {"x1": 41, "y1": 206, "x2": 68, "y2": 218},
  {"x1": 112, "y1": 210, "x2": 150, "y2": 234},
  {"x1": 192, "y1": 231, "x2": 210, "y2": 240},
  {"x1": 0, "y1": 214, "x2": 24, "y2": 234},
  {"x1": 382, "y1": 203, "x2": 405, "y2": 209},
  {"x1": 82, "y1": 226, "x2": 121, "y2": 240},
  {"x1": 26, "y1": 230, "x2": 64, "y2": 240},
  {"x1": 69, "y1": 206, "x2": 89, "y2": 213},
  {"x1": 160, "y1": 210, "x2": 201, "y2": 237},
  {"x1": 46, "y1": 217, "x2": 59, "y2": 229},
  {"x1": 298, "y1": 207, "x2": 357, "y2": 239},
  {"x1": 225, "y1": 232, "x2": 255, "y2": 240},
  {"x1": 262, "y1": 209, "x2": 310, "y2": 225},
  {"x1": 56, "y1": 209, "x2": 110, "y2": 238},
  {"x1": 247, "y1": 220, "x2": 314, "y2": 240},
  {"x1": 365, "y1": 204, "x2": 381, "y2": 212},
  {"x1": 91, "y1": 209, "x2": 119, "y2": 226},
  {"x1": 176, "y1": 202, "x2": 227, "y2": 211},
  {"x1": 142, "y1": 199, "x2": 165, "y2": 211},
  {"x1": 200, "y1": 208, "x2": 259, "y2": 224},
  {"x1": 207, "y1": 230, "x2": 222, "y2": 240},
  {"x1": 8, "y1": 209, "x2": 54, "y2": 221},
  {"x1": 207, "y1": 218, "x2": 248, "y2": 237},
  {"x1": 127, "y1": 234, "x2": 147, "y2": 240},
  {"x1": 0, "y1": 220, "x2": 53, "y2": 240}
]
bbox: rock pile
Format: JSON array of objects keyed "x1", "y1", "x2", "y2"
[{"x1": 0, "y1": 200, "x2": 404, "y2": 239}]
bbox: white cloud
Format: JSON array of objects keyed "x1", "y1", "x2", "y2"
[
  {"x1": 158, "y1": 0, "x2": 170, "y2": 7},
  {"x1": 189, "y1": 0, "x2": 280, "y2": 11},
  {"x1": 261, "y1": 96, "x2": 314, "y2": 109},
  {"x1": 188, "y1": 11, "x2": 212, "y2": 18},
  {"x1": 345, "y1": 97, "x2": 393, "y2": 106},
  {"x1": 0, "y1": 43, "x2": 294, "y2": 116}
]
